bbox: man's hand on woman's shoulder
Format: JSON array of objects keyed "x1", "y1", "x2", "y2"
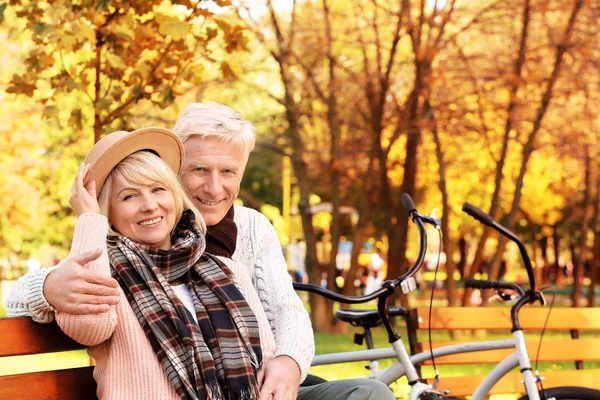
[{"x1": 44, "y1": 249, "x2": 120, "y2": 314}]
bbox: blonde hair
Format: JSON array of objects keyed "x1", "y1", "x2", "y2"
[
  {"x1": 98, "y1": 151, "x2": 206, "y2": 238},
  {"x1": 172, "y1": 102, "x2": 256, "y2": 164}
]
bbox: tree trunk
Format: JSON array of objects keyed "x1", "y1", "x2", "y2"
[
  {"x1": 323, "y1": 0, "x2": 343, "y2": 317},
  {"x1": 462, "y1": 0, "x2": 531, "y2": 305},
  {"x1": 587, "y1": 176, "x2": 600, "y2": 307},
  {"x1": 94, "y1": 31, "x2": 103, "y2": 143},
  {"x1": 573, "y1": 147, "x2": 592, "y2": 307},
  {"x1": 427, "y1": 100, "x2": 457, "y2": 306},
  {"x1": 342, "y1": 154, "x2": 377, "y2": 297},
  {"x1": 552, "y1": 228, "x2": 562, "y2": 284},
  {"x1": 483, "y1": 0, "x2": 584, "y2": 304},
  {"x1": 539, "y1": 236, "x2": 549, "y2": 285}
]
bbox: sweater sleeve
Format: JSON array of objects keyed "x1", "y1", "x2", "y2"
[
  {"x1": 4, "y1": 266, "x2": 58, "y2": 323},
  {"x1": 250, "y1": 212, "x2": 314, "y2": 382},
  {"x1": 55, "y1": 213, "x2": 118, "y2": 346}
]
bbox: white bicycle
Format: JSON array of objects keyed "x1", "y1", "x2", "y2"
[{"x1": 295, "y1": 194, "x2": 600, "y2": 400}]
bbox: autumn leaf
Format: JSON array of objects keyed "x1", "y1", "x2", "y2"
[
  {"x1": 220, "y1": 61, "x2": 237, "y2": 80},
  {"x1": 156, "y1": 13, "x2": 188, "y2": 40},
  {"x1": 184, "y1": 63, "x2": 205, "y2": 84},
  {"x1": 105, "y1": 53, "x2": 127, "y2": 70},
  {"x1": 6, "y1": 74, "x2": 37, "y2": 97},
  {"x1": 206, "y1": 27, "x2": 218, "y2": 40},
  {"x1": 59, "y1": 35, "x2": 77, "y2": 52},
  {"x1": 110, "y1": 16, "x2": 136, "y2": 40}
]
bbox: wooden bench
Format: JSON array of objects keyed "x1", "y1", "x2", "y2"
[
  {"x1": 409, "y1": 307, "x2": 600, "y2": 397},
  {"x1": 0, "y1": 317, "x2": 96, "y2": 400}
]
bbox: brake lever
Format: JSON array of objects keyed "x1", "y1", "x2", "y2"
[
  {"x1": 414, "y1": 209, "x2": 441, "y2": 229},
  {"x1": 535, "y1": 290, "x2": 547, "y2": 306},
  {"x1": 488, "y1": 291, "x2": 517, "y2": 304}
]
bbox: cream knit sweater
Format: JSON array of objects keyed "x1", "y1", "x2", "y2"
[
  {"x1": 54, "y1": 213, "x2": 276, "y2": 400},
  {"x1": 5, "y1": 206, "x2": 314, "y2": 381}
]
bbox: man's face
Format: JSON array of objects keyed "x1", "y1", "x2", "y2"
[{"x1": 181, "y1": 136, "x2": 246, "y2": 226}]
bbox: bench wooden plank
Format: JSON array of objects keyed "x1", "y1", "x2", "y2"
[
  {"x1": 0, "y1": 367, "x2": 96, "y2": 400},
  {"x1": 425, "y1": 369, "x2": 600, "y2": 396},
  {"x1": 418, "y1": 338, "x2": 600, "y2": 364},
  {"x1": 415, "y1": 307, "x2": 600, "y2": 330},
  {"x1": 0, "y1": 317, "x2": 85, "y2": 357}
]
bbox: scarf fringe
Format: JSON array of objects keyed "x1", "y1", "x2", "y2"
[
  {"x1": 227, "y1": 384, "x2": 260, "y2": 400},
  {"x1": 205, "y1": 380, "x2": 225, "y2": 400}
]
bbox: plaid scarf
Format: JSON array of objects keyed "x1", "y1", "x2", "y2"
[
  {"x1": 108, "y1": 210, "x2": 262, "y2": 400},
  {"x1": 205, "y1": 206, "x2": 237, "y2": 258}
]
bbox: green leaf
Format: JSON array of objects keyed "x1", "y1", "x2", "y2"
[
  {"x1": 96, "y1": 0, "x2": 111, "y2": 11},
  {"x1": 0, "y1": 3, "x2": 7, "y2": 24},
  {"x1": 68, "y1": 109, "x2": 83, "y2": 130},
  {"x1": 32, "y1": 22, "x2": 50, "y2": 36},
  {"x1": 43, "y1": 105, "x2": 59, "y2": 119},
  {"x1": 161, "y1": 85, "x2": 174, "y2": 104}
]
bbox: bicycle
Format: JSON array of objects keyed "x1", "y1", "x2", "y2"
[{"x1": 294, "y1": 194, "x2": 600, "y2": 400}]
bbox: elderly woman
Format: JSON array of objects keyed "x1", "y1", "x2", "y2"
[{"x1": 56, "y1": 127, "x2": 275, "y2": 399}]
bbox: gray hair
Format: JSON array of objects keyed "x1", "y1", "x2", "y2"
[{"x1": 172, "y1": 102, "x2": 256, "y2": 162}]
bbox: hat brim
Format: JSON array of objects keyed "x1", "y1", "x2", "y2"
[{"x1": 83, "y1": 127, "x2": 184, "y2": 195}]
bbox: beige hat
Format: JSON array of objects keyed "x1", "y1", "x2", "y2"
[{"x1": 83, "y1": 127, "x2": 184, "y2": 195}]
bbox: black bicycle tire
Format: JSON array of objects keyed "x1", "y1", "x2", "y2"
[{"x1": 518, "y1": 386, "x2": 600, "y2": 400}]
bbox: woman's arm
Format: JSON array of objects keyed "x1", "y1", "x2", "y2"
[
  {"x1": 55, "y1": 213, "x2": 118, "y2": 346},
  {"x1": 55, "y1": 165, "x2": 117, "y2": 345}
]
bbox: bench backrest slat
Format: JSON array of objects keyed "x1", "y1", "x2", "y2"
[
  {"x1": 425, "y1": 368, "x2": 600, "y2": 397},
  {"x1": 414, "y1": 307, "x2": 600, "y2": 330},
  {"x1": 0, "y1": 367, "x2": 96, "y2": 400},
  {"x1": 0, "y1": 317, "x2": 86, "y2": 357},
  {"x1": 418, "y1": 338, "x2": 600, "y2": 364}
]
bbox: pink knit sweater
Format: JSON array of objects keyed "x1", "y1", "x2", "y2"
[{"x1": 55, "y1": 214, "x2": 276, "y2": 400}]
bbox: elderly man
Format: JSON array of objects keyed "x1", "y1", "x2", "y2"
[{"x1": 6, "y1": 103, "x2": 394, "y2": 400}]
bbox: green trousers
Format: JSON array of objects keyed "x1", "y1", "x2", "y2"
[{"x1": 297, "y1": 378, "x2": 395, "y2": 400}]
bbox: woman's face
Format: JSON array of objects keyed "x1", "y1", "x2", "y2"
[{"x1": 109, "y1": 177, "x2": 177, "y2": 250}]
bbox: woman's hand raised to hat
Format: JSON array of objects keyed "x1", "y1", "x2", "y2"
[{"x1": 69, "y1": 163, "x2": 101, "y2": 217}]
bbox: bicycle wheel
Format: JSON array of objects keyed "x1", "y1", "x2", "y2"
[{"x1": 518, "y1": 386, "x2": 600, "y2": 400}]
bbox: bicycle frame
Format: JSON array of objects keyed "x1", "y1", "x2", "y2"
[
  {"x1": 297, "y1": 197, "x2": 548, "y2": 399},
  {"x1": 312, "y1": 329, "x2": 541, "y2": 400}
]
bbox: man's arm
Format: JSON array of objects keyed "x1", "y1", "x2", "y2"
[
  {"x1": 5, "y1": 267, "x2": 58, "y2": 323},
  {"x1": 4, "y1": 252, "x2": 120, "y2": 322}
]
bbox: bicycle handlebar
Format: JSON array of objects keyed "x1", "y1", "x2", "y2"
[
  {"x1": 293, "y1": 193, "x2": 438, "y2": 305},
  {"x1": 293, "y1": 282, "x2": 387, "y2": 304},
  {"x1": 464, "y1": 279, "x2": 525, "y2": 296},
  {"x1": 461, "y1": 203, "x2": 546, "y2": 331},
  {"x1": 462, "y1": 203, "x2": 537, "y2": 293}
]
